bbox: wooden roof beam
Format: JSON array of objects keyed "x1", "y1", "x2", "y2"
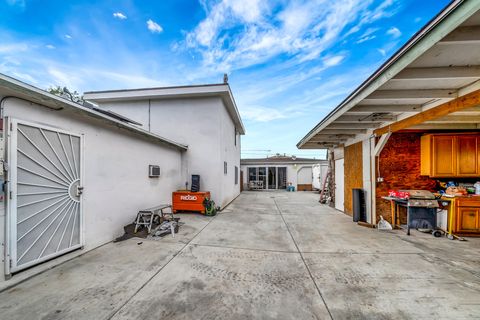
[
  {"x1": 348, "y1": 104, "x2": 422, "y2": 113},
  {"x1": 366, "y1": 89, "x2": 456, "y2": 100},
  {"x1": 312, "y1": 134, "x2": 356, "y2": 139},
  {"x1": 309, "y1": 139, "x2": 348, "y2": 144},
  {"x1": 409, "y1": 123, "x2": 480, "y2": 130},
  {"x1": 301, "y1": 143, "x2": 337, "y2": 149},
  {"x1": 439, "y1": 26, "x2": 480, "y2": 44},
  {"x1": 327, "y1": 123, "x2": 381, "y2": 129},
  {"x1": 321, "y1": 128, "x2": 367, "y2": 134},
  {"x1": 336, "y1": 114, "x2": 396, "y2": 123},
  {"x1": 374, "y1": 89, "x2": 480, "y2": 135},
  {"x1": 423, "y1": 114, "x2": 480, "y2": 123},
  {"x1": 394, "y1": 66, "x2": 480, "y2": 80}
]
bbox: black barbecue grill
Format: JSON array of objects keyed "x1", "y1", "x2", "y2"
[{"x1": 389, "y1": 190, "x2": 439, "y2": 235}]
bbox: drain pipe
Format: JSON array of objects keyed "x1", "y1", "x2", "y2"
[{"x1": 369, "y1": 134, "x2": 376, "y2": 225}]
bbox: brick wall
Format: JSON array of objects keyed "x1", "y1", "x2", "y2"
[{"x1": 376, "y1": 132, "x2": 437, "y2": 223}]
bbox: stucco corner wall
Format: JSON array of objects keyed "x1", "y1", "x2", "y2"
[
  {"x1": 96, "y1": 96, "x2": 241, "y2": 209},
  {"x1": 0, "y1": 97, "x2": 183, "y2": 281},
  {"x1": 219, "y1": 98, "x2": 241, "y2": 208}
]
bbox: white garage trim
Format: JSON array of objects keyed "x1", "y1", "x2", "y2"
[{"x1": 334, "y1": 158, "x2": 344, "y2": 211}]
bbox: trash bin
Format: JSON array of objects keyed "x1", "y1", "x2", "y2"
[{"x1": 352, "y1": 188, "x2": 366, "y2": 222}]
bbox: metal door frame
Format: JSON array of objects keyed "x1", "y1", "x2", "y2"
[
  {"x1": 5, "y1": 117, "x2": 84, "y2": 274},
  {"x1": 334, "y1": 158, "x2": 344, "y2": 212}
]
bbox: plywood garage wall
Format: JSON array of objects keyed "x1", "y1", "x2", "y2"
[{"x1": 344, "y1": 142, "x2": 363, "y2": 215}]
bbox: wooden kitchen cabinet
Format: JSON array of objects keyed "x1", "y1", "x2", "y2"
[
  {"x1": 446, "y1": 198, "x2": 480, "y2": 236},
  {"x1": 457, "y1": 207, "x2": 479, "y2": 232},
  {"x1": 456, "y1": 198, "x2": 480, "y2": 233},
  {"x1": 457, "y1": 135, "x2": 478, "y2": 176},
  {"x1": 478, "y1": 137, "x2": 480, "y2": 174},
  {"x1": 432, "y1": 135, "x2": 456, "y2": 177},
  {"x1": 421, "y1": 134, "x2": 480, "y2": 177}
]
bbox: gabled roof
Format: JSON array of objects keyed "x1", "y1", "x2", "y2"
[
  {"x1": 298, "y1": 0, "x2": 480, "y2": 149},
  {"x1": 0, "y1": 73, "x2": 188, "y2": 151},
  {"x1": 84, "y1": 83, "x2": 246, "y2": 135}
]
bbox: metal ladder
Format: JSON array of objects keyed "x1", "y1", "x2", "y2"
[{"x1": 319, "y1": 170, "x2": 332, "y2": 204}]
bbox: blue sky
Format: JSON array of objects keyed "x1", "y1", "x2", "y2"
[{"x1": 1, "y1": 0, "x2": 450, "y2": 159}]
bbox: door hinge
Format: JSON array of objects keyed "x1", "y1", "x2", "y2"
[
  {"x1": 9, "y1": 259, "x2": 12, "y2": 268},
  {"x1": 9, "y1": 191, "x2": 12, "y2": 199},
  {"x1": 9, "y1": 123, "x2": 12, "y2": 131}
]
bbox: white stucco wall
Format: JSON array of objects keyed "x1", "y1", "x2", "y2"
[
  {"x1": 219, "y1": 100, "x2": 241, "y2": 207},
  {"x1": 97, "y1": 97, "x2": 241, "y2": 208},
  {"x1": 0, "y1": 97, "x2": 183, "y2": 281},
  {"x1": 297, "y1": 166, "x2": 313, "y2": 185}
]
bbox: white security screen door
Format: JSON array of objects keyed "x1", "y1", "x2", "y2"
[{"x1": 8, "y1": 120, "x2": 83, "y2": 272}]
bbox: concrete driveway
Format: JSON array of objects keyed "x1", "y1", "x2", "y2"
[{"x1": 1, "y1": 191, "x2": 479, "y2": 319}]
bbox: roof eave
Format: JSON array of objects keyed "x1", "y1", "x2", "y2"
[
  {"x1": 0, "y1": 73, "x2": 188, "y2": 151},
  {"x1": 84, "y1": 83, "x2": 246, "y2": 135},
  {"x1": 297, "y1": 0, "x2": 479, "y2": 149}
]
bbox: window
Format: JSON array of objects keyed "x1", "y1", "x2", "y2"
[
  {"x1": 248, "y1": 167, "x2": 256, "y2": 182},
  {"x1": 235, "y1": 166, "x2": 239, "y2": 184},
  {"x1": 224, "y1": 161, "x2": 227, "y2": 175}
]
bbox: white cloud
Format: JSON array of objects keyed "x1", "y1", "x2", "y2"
[
  {"x1": 11, "y1": 72, "x2": 38, "y2": 84},
  {"x1": 356, "y1": 35, "x2": 376, "y2": 43},
  {"x1": 323, "y1": 55, "x2": 345, "y2": 67},
  {"x1": 0, "y1": 43, "x2": 29, "y2": 53},
  {"x1": 47, "y1": 67, "x2": 81, "y2": 90},
  {"x1": 147, "y1": 19, "x2": 163, "y2": 33},
  {"x1": 46, "y1": 44, "x2": 56, "y2": 49},
  {"x1": 181, "y1": 0, "x2": 400, "y2": 73},
  {"x1": 188, "y1": 0, "x2": 267, "y2": 47},
  {"x1": 345, "y1": 25, "x2": 361, "y2": 37},
  {"x1": 414, "y1": 17, "x2": 422, "y2": 23},
  {"x1": 377, "y1": 48, "x2": 386, "y2": 56},
  {"x1": 386, "y1": 26, "x2": 401, "y2": 38},
  {"x1": 113, "y1": 12, "x2": 127, "y2": 20},
  {"x1": 41, "y1": 65, "x2": 168, "y2": 93},
  {"x1": 360, "y1": 0, "x2": 398, "y2": 24},
  {"x1": 65, "y1": 34, "x2": 72, "y2": 39},
  {"x1": 240, "y1": 106, "x2": 287, "y2": 122},
  {"x1": 360, "y1": 27, "x2": 378, "y2": 37},
  {"x1": 355, "y1": 27, "x2": 378, "y2": 43}
]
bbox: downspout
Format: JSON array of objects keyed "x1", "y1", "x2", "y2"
[
  {"x1": 0, "y1": 97, "x2": 11, "y2": 278},
  {"x1": 369, "y1": 136, "x2": 376, "y2": 225},
  {"x1": 148, "y1": 99, "x2": 151, "y2": 132},
  {"x1": 329, "y1": 149, "x2": 335, "y2": 206}
]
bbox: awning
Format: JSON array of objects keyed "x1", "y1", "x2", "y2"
[{"x1": 298, "y1": 0, "x2": 480, "y2": 149}]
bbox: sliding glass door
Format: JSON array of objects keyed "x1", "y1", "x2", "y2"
[
  {"x1": 248, "y1": 167, "x2": 266, "y2": 189},
  {"x1": 248, "y1": 166, "x2": 287, "y2": 190},
  {"x1": 258, "y1": 167, "x2": 267, "y2": 189},
  {"x1": 268, "y1": 167, "x2": 276, "y2": 189},
  {"x1": 278, "y1": 167, "x2": 287, "y2": 189}
]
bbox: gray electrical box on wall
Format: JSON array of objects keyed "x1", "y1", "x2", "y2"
[{"x1": 149, "y1": 165, "x2": 161, "y2": 177}]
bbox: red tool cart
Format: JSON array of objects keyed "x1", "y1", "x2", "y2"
[{"x1": 172, "y1": 191, "x2": 211, "y2": 214}]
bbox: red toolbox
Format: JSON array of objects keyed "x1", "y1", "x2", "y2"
[{"x1": 172, "y1": 191, "x2": 211, "y2": 214}]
